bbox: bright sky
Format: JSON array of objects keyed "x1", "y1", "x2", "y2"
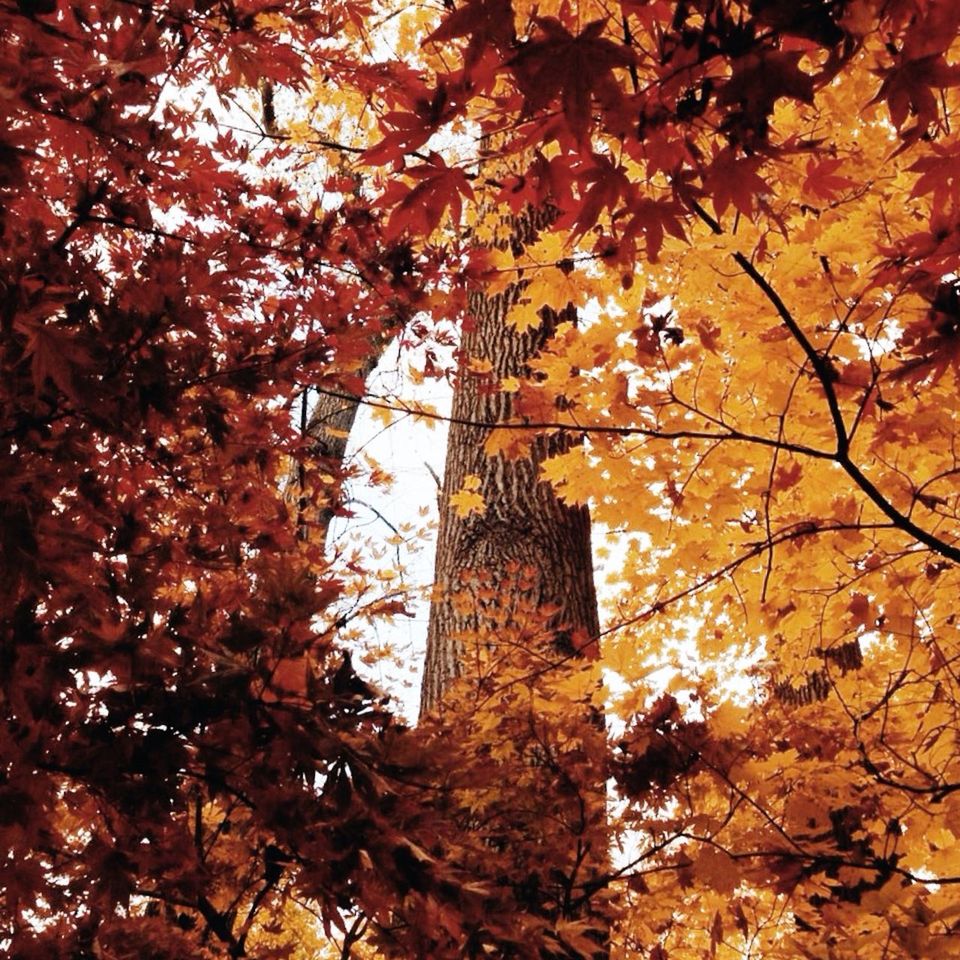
[
  {"x1": 335, "y1": 339, "x2": 766, "y2": 724},
  {"x1": 328, "y1": 341, "x2": 451, "y2": 719}
]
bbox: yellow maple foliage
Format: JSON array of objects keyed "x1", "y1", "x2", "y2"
[{"x1": 348, "y1": 1, "x2": 960, "y2": 957}]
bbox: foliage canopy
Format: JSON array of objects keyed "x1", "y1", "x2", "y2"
[{"x1": 3, "y1": 0, "x2": 960, "y2": 958}]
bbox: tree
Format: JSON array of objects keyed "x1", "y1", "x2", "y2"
[
  {"x1": 6, "y1": 0, "x2": 960, "y2": 958},
  {"x1": 383, "y1": 1, "x2": 960, "y2": 956},
  {"x1": 419, "y1": 201, "x2": 610, "y2": 956},
  {"x1": 421, "y1": 219, "x2": 600, "y2": 714}
]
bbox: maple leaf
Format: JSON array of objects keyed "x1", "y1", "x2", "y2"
[
  {"x1": 696, "y1": 317, "x2": 722, "y2": 353},
  {"x1": 18, "y1": 315, "x2": 96, "y2": 403},
  {"x1": 383, "y1": 155, "x2": 474, "y2": 240},
  {"x1": 909, "y1": 139, "x2": 960, "y2": 205},
  {"x1": 363, "y1": 75, "x2": 467, "y2": 165},
  {"x1": 702, "y1": 147, "x2": 769, "y2": 218},
  {"x1": 622, "y1": 196, "x2": 687, "y2": 263},
  {"x1": 496, "y1": 150, "x2": 575, "y2": 215},
  {"x1": 802, "y1": 157, "x2": 858, "y2": 201},
  {"x1": 773, "y1": 459, "x2": 803, "y2": 493},
  {"x1": 424, "y1": 0, "x2": 516, "y2": 67},
  {"x1": 570, "y1": 153, "x2": 633, "y2": 239},
  {"x1": 696, "y1": 845, "x2": 739, "y2": 895},
  {"x1": 507, "y1": 18, "x2": 635, "y2": 145},
  {"x1": 449, "y1": 474, "x2": 485, "y2": 517},
  {"x1": 873, "y1": 53, "x2": 960, "y2": 137}
]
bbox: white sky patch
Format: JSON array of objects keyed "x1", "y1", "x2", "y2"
[{"x1": 328, "y1": 339, "x2": 451, "y2": 719}]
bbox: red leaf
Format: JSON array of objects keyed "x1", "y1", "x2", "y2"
[
  {"x1": 570, "y1": 154, "x2": 632, "y2": 239},
  {"x1": 872, "y1": 54, "x2": 960, "y2": 137},
  {"x1": 909, "y1": 140, "x2": 960, "y2": 203},
  {"x1": 622, "y1": 197, "x2": 686, "y2": 263},
  {"x1": 496, "y1": 150, "x2": 574, "y2": 215},
  {"x1": 507, "y1": 18, "x2": 635, "y2": 145},
  {"x1": 702, "y1": 148, "x2": 769, "y2": 219},
  {"x1": 383, "y1": 157, "x2": 474, "y2": 239},
  {"x1": 425, "y1": 0, "x2": 516, "y2": 66},
  {"x1": 20, "y1": 320, "x2": 91, "y2": 402},
  {"x1": 364, "y1": 78, "x2": 465, "y2": 166},
  {"x1": 802, "y1": 157, "x2": 857, "y2": 200}
]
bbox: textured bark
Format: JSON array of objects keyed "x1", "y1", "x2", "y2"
[
  {"x1": 418, "y1": 276, "x2": 609, "y2": 957},
  {"x1": 421, "y1": 290, "x2": 599, "y2": 713},
  {"x1": 420, "y1": 290, "x2": 599, "y2": 715}
]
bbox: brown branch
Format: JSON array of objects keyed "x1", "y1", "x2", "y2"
[
  {"x1": 196, "y1": 894, "x2": 244, "y2": 955},
  {"x1": 856, "y1": 740, "x2": 960, "y2": 802},
  {"x1": 688, "y1": 198, "x2": 723, "y2": 235},
  {"x1": 734, "y1": 251, "x2": 960, "y2": 564},
  {"x1": 839, "y1": 458, "x2": 960, "y2": 561},
  {"x1": 341, "y1": 914, "x2": 369, "y2": 960},
  {"x1": 52, "y1": 180, "x2": 110, "y2": 253},
  {"x1": 733, "y1": 251, "x2": 848, "y2": 454},
  {"x1": 308, "y1": 385, "x2": 839, "y2": 461}
]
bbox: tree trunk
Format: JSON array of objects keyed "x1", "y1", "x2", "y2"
[
  {"x1": 421, "y1": 291, "x2": 599, "y2": 713},
  {"x1": 420, "y1": 275, "x2": 608, "y2": 958},
  {"x1": 292, "y1": 352, "x2": 381, "y2": 543}
]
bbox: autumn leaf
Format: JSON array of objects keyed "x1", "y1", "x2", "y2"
[
  {"x1": 19, "y1": 319, "x2": 90, "y2": 401},
  {"x1": 773, "y1": 459, "x2": 803, "y2": 492},
  {"x1": 449, "y1": 473, "x2": 485, "y2": 517},
  {"x1": 702, "y1": 148, "x2": 769, "y2": 219},
  {"x1": 908, "y1": 139, "x2": 960, "y2": 204},
  {"x1": 802, "y1": 157, "x2": 858, "y2": 201},
  {"x1": 695, "y1": 845, "x2": 739, "y2": 895},
  {"x1": 383, "y1": 155, "x2": 475, "y2": 239},
  {"x1": 507, "y1": 17, "x2": 635, "y2": 144},
  {"x1": 717, "y1": 49, "x2": 815, "y2": 132},
  {"x1": 570, "y1": 153, "x2": 633, "y2": 238},
  {"x1": 695, "y1": 317, "x2": 721, "y2": 353},
  {"x1": 363, "y1": 76, "x2": 467, "y2": 165},
  {"x1": 622, "y1": 197, "x2": 687, "y2": 262},
  {"x1": 873, "y1": 53, "x2": 960, "y2": 136},
  {"x1": 11, "y1": 2, "x2": 960, "y2": 959},
  {"x1": 424, "y1": 0, "x2": 516, "y2": 67}
]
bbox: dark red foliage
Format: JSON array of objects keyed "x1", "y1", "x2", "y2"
[{"x1": 0, "y1": 3, "x2": 454, "y2": 956}]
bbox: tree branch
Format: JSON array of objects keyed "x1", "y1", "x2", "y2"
[
  {"x1": 733, "y1": 251, "x2": 848, "y2": 455},
  {"x1": 734, "y1": 251, "x2": 960, "y2": 564},
  {"x1": 308, "y1": 386, "x2": 838, "y2": 461}
]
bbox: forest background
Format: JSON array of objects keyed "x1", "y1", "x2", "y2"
[{"x1": 3, "y1": 1, "x2": 960, "y2": 959}]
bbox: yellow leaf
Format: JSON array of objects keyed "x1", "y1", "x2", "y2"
[
  {"x1": 449, "y1": 474, "x2": 484, "y2": 517},
  {"x1": 507, "y1": 297, "x2": 545, "y2": 333}
]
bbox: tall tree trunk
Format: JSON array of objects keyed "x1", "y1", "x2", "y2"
[
  {"x1": 420, "y1": 269, "x2": 609, "y2": 958},
  {"x1": 420, "y1": 293, "x2": 600, "y2": 712}
]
